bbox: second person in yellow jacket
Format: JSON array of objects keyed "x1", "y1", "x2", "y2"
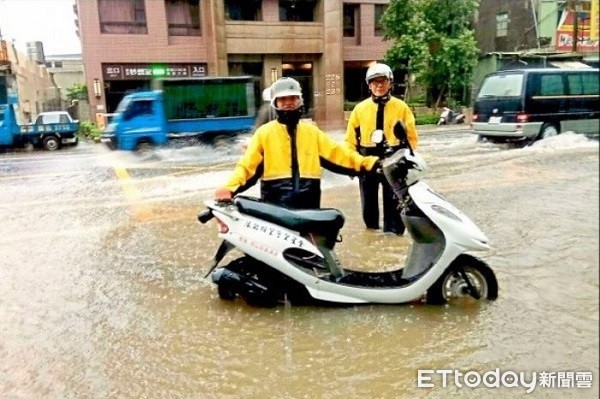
[{"x1": 345, "y1": 63, "x2": 419, "y2": 235}]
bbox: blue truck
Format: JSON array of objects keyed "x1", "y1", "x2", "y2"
[
  {"x1": 101, "y1": 76, "x2": 258, "y2": 151},
  {"x1": 0, "y1": 93, "x2": 79, "y2": 151}
]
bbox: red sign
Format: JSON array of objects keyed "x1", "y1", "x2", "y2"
[{"x1": 555, "y1": 10, "x2": 599, "y2": 52}]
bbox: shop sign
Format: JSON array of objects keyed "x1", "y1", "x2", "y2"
[{"x1": 102, "y1": 63, "x2": 207, "y2": 80}]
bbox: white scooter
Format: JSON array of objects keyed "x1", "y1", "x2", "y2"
[
  {"x1": 198, "y1": 124, "x2": 498, "y2": 307},
  {"x1": 437, "y1": 107, "x2": 466, "y2": 125}
]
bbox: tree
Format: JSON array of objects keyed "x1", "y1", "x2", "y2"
[
  {"x1": 380, "y1": 0, "x2": 480, "y2": 108},
  {"x1": 66, "y1": 83, "x2": 88, "y2": 102}
]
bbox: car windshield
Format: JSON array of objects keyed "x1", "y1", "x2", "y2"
[
  {"x1": 115, "y1": 97, "x2": 131, "y2": 114},
  {"x1": 477, "y1": 74, "x2": 524, "y2": 98}
]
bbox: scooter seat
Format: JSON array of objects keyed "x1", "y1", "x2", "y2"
[{"x1": 234, "y1": 196, "x2": 345, "y2": 234}]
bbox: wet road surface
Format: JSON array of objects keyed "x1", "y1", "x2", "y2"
[{"x1": 0, "y1": 130, "x2": 598, "y2": 398}]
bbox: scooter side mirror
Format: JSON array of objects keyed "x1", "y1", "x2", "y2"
[
  {"x1": 370, "y1": 129, "x2": 384, "y2": 144},
  {"x1": 393, "y1": 121, "x2": 407, "y2": 141},
  {"x1": 393, "y1": 120, "x2": 415, "y2": 155}
]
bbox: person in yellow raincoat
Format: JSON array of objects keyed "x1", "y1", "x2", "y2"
[
  {"x1": 215, "y1": 77, "x2": 380, "y2": 209},
  {"x1": 345, "y1": 63, "x2": 419, "y2": 234}
]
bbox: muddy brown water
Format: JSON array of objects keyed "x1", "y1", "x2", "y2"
[{"x1": 0, "y1": 132, "x2": 597, "y2": 398}]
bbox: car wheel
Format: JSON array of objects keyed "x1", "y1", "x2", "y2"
[
  {"x1": 135, "y1": 141, "x2": 154, "y2": 154},
  {"x1": 23, "y1": 142, "x2": 35, "y2": 152},
  {"x1": 538, "y1": 123, "x2": 559, "y2": 140},
  {"x1": 43, "y1": 136, "x2": 61, "y2": 151}
]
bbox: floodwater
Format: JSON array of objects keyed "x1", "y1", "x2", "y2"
[{"x1": 0, "y1": 130, "x2": 598, "y2": 398}]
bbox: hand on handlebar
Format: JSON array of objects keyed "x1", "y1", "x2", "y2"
[{"x1": 214, "y1": 187, "x2": 233, "y2": 203}]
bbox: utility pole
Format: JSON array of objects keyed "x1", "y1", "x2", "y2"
[
  {"x1": 569, "y1": 0, "x2": 580, "y2": 52},
  {"x1": 530, "y1": 0, "x2": 541, "y2": 48}
]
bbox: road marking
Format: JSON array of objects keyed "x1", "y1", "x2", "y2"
[{"x1": 112, "y1": 164, "x2": 154, "y2": 221}]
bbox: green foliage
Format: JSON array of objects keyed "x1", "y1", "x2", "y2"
[
  {"x1": 66, "y1": 83, "x2": 88, "y2": 101},
  {"x1": 414, "y1": 114, "x2": 440, "y2": 125},
  {"x1": 344, "y1": 100, "x2": 360, "y2": 111},
  {"x1": 381, "y1": 0, "x2": 480, "y2": 107},
  {"x1": 78, "y1": 120, "x2": 101, "y2": 141}
]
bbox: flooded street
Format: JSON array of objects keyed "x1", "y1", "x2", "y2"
[{"x1": 0, "y1": 130, "x2": 598, "y2": 398}]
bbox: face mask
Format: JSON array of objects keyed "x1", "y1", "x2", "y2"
[{"x1": 276, "y1": 108, "x2": 303, "y2": 127}]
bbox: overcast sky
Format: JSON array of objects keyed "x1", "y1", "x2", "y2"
[{"x1": 0, "y1": 0, "x2": 81, "y2": 56}]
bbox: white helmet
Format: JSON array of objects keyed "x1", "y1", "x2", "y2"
[
  {"x1": 365, "y1": 63, "x2": 394, "y2": 84},
  {"x1": 262, "y1": 87, "x2": 271, "y2": 102},
  {"x1": 270, "y1": 77, "x2": 303, "y2": 109}
]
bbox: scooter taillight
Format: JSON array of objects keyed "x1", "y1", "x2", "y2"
[{"x1": 215, "y1": 217, "x2": 229, "y2": 234}]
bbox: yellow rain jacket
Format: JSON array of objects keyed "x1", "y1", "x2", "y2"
[
  {"x1": 222, "y1": 119, "x2": 379, "y2": 209},
  {"x1": 345, "y1": 96, "x2": 419, "y2": 154}
]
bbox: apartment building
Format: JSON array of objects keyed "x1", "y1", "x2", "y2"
[{"x1": 75, "y1": 0, "x2": 391, "y2": 129}]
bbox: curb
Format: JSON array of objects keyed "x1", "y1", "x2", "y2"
[
  {"x1": 326, "y1": 124, "x2": 471, "y2": 136},
  {"x1": 417, "y1": 124, "x2": 471, "y2": 133}
]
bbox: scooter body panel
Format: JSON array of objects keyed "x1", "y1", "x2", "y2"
[
  {"x1": 206, "y1": 199, "x2": 468, "y2": 304},
  {"x1": 203, "y1": 150, "x2": 493, "y2": 305},
  {"x1": 408, "y1": 182, "x2": 490, "y2": 251}
]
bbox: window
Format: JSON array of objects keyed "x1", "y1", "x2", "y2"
[
  {"x1": 568, "y1": 72, "x2": 599, "y2": 95},
  {"x1": 496, "y1": 12, "x2": 508, "y2": 37},
  {"x1": 123, "y1": 100, "x2": 154, "y2": 120},
  {"x1": 98, "y1": 0, "x2": 147, "y2": 34},
  {"x1": 343, "y1": 4, "x2": 358, "y2": 37},
  {"x1": 35, "y1": 112, "x2": 72, "y2": 124},
  {"x1": 477, "y1": 74, "x2": 523, "y2": 98},
  {"x1": 166, "y1": 0, "x2": 201, "y2": 36},
  {"x1": 539, "y1": 74, "x2": 564, "y2": 96},
  {"x1": 279, "y1": 0, "x2": 316, "y2": 22},
  {"x1": 374, "y1": 4, "x2": 386, "y2": 36},
  {"x1": 225, "y1": 0, "x2": 261, "y2": 21},
  {"x1": 53, "y1": 61, "x2": 63, "y2": 68}
]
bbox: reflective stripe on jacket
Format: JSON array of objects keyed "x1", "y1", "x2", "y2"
[{"x1": 345, "y1": 96, "x2": 419, "y2": 151}]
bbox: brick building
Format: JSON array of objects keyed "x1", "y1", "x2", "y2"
[{"x1": 74, "y1": 0, "x2": 392, "y2": 129}]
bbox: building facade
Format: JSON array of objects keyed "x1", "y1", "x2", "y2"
[
  {"x1": 75, "y1": 0, "x2": 392, "y2": 129},
  {"x1": 475, "y1": 0, "x2": 599, "y2": 55},
  {"x1": 44, "y1": 54, "x2": 86, "y2": 102},
  {"x1": 0, "y1": 41, "x2": 61, "y2": 123}
]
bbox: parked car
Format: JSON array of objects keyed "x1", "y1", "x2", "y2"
[{"x1": 471, "y1": 68, "x2": 599, "y2": 143}]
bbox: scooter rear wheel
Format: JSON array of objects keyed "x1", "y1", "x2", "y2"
[{"x1": 426, "y1": 255, "x2": 498, "y2": 305}]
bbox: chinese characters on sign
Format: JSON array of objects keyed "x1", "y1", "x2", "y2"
[
  {"x1": 325, "y1": 74, "x2": 341, "y2": 96},
  {"x1": 102, "y1": 63, "x2": 207, "y2": 80}
]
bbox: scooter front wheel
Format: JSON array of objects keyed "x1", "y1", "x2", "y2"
[{"x1": 426, "y1": 255, "x2": 498, "y2": 305}]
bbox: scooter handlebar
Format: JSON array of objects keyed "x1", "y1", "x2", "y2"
[{"x1": 197, "y1": 209, "x2": 214, "y2": 224}]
